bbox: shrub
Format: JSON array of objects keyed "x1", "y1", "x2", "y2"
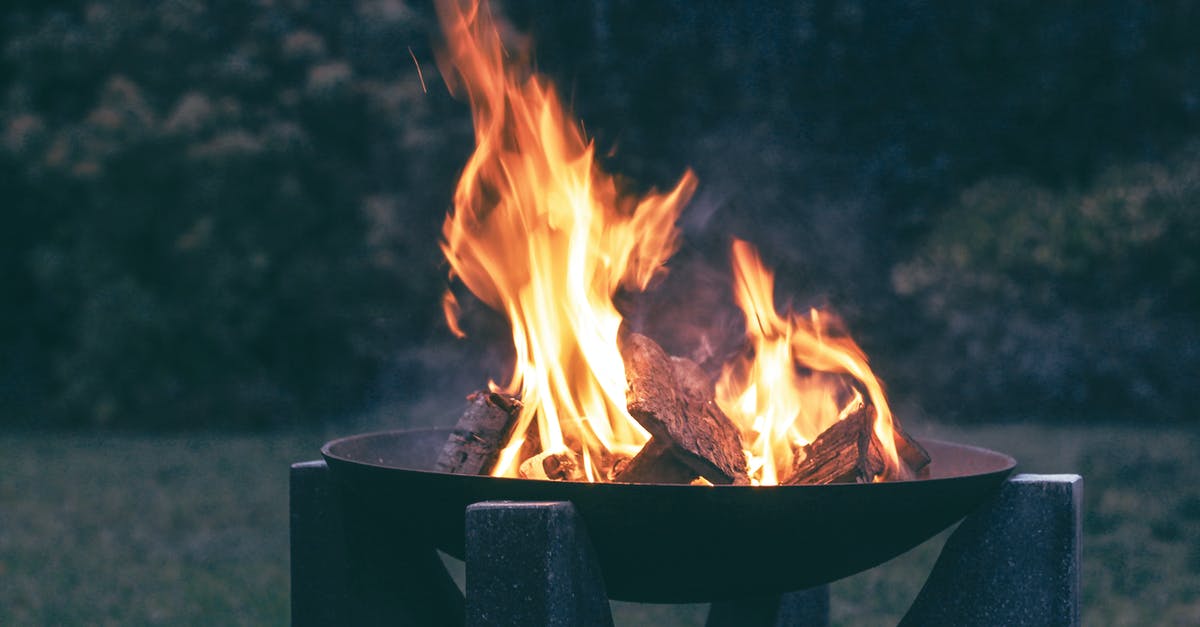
[
  {"x1": 891, "y1": 147, "x2": 1200, "y2": 421},
  {"x1": 0, "y1": 1, "x2": 468, "y2": 428}
]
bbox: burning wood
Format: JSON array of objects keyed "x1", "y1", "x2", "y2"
[
  {"x1": 433, "y1": 335, "x2": 927, "y2": 485},
  {"x1": 616, "y1": 332, "x2": 749, "y2": 485},
  {"x1": 784, "y1": 401, "x2": 932, "y2": 485},
  {"x1": 895, "y1": 425, "x2": 932, "y2": 476},
  {"x1": 610, "y1": 438, "x2": 697, "y2": 484},
  {"x1": 434, "y1": 332, "x2": 755, "y2": 485},
  {"x1": 786, "y1": 404, "x2": 884, "y2": 485},
  {"x1": 519, "y1": 449, "x2": 582, "y2": 481},
  {"x1": 427, "y1": 0, "x2": 931, "y2": 487},
  {"x1": 434, "y1": 391, "x2": 526, "y2": 476}
]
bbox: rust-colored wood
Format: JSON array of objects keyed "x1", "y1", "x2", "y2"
[
  {"x1": 617, "y1": 332, "x2": 749, "y2": 485},
  {"x1": 612, "y1": 437, "x2": 699, "y2": 484},
  {"x1": 669, "y1": 356, "x2": 750, "y2": 485},
  {"x1": 786, "y1": 407, "x2": 885, "y2": 485}
]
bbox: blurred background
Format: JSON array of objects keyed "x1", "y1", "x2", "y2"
[{"x1": 3, "y1": 0, "x2": 1198, "y2": 624}]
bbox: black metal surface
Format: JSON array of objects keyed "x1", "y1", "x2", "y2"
[
  {"x1": 290, "y1": 461, "x2": 464, "y2": 627},
  {"x1": 321, "y1": 428, "x2": 1016, "y2": 603}
]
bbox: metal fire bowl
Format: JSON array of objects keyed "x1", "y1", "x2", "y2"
[{"x1": 321, "y1": 428, "x2": 1015, "y2": 603}]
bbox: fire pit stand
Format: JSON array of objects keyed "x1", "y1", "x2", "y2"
[{"x1": 291, "y1": 462, "x2": 1080, "y2": 626}]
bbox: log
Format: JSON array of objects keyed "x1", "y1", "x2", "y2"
[
  {"x1": 669, "y1": 356, "x2": 750, "y2": 485},
  {"x1": 893, "y1": 424, "x2": 932, "y2": 475},
  {"x1": 616, "y1": 332, "x2": 749, "y2": 485},
  {"x1": 435, "y1": 391, "x2": 524, "y2": 475},
  {"x1": 519, "y1": 449, "x2": 583, "y2": 481},
  {"x1": 786, "y1": 406, "x2": 885, "y2": 485},
  {"x1": 608, "y1": 438, "x2": 698, "y2": 484},
  {"x1": 842, "y1": 382, "x2": 930, "y2": 477},
  {"x1": 601, "y1": 452, "x2": 634, "y2": 482}
]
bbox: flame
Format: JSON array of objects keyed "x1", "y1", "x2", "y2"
[
  {"x1": 715, "y1": 239, "x2": 905, "y2": 485},
  {"x1": 436, "y1": 0, "x2": 697, "y2": 480}
]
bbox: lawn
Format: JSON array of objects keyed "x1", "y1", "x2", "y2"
[{"x1": 2, "y1": 422, "x2": 1197, "y2": 625}]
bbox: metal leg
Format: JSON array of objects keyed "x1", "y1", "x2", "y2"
[
  {"x1": 294, "y1": 466, "x2": 1080, "y2": 627},
  {"x1": 706, "y1": 586, "x2": 830, "y2": 627},
  {"x1": 899, "y1": 474, "x2": 1082, "y2": 627},
  {"x1": 290, "y1": 461, "x2": 351, "y2": 627},
  {"x1": 465, "y1": 501, "x2": 613, "y2": 627},
  {"x1": 291, "y1": 461, "x2": 464, "y2": 627}
]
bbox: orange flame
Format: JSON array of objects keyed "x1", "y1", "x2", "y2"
[
  {"x1": 436, "y1": 0, "x2": 697, "y2": 480},
  {"x1": 715, "y1": 239, "x2": 905, "y2": 485}
]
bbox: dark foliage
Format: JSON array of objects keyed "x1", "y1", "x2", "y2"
[
  {"x1": 3, "y1": 0, "x2": 1197, "y2": 428},
  {"x1": 892, "y1": 150, "x2": 1200, "y2": 421},
  {"x1": 510, "y1": 0, "x2": 1200, "y2": 423},
  {"x1": 513, "y1": 1, "x2": 1200, "y2": 193},
  {"x1": 1, "y1": 1, "x2": 470, "y2": 428}
]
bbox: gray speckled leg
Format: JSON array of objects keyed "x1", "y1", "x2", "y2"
[
  {"x1": 900, "y1": 474, "x2": 1082, "y2": 627},
  {"x1": 466, "y1": 501, "x2": 613, "y2": 627}
]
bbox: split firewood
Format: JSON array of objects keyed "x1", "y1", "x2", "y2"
[
  {"x1": 893, "y1": 423, "x2": 931, "y2": 476},
  {"x1": 602, "y1": 452, "x2": 634, "y2": 482},
  {"x1": 669, "y1": 356, "x2": 750, "y2": 484},
  {"x1": 519, "y1": 449, "x2": 583, "y2": 481},
  {"x1": 434, "y1": 390, "x2": 525, "y2": 475},
  {"x1": 615, "y1": 332, "x2": 749, "y2": 485},
  {"x1": 838, "y1": 380, "x2": 931, "y2": 478},
  {"x1": 786, "y1": 405, "x2": 885, "y2": 485},
  {"x1": 608, "y1": 437, "x2": 699, "y2": 484}
]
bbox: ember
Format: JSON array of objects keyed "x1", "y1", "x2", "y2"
[{"x1": 432, "y1": 0, "x2": 925, "y2": 485}]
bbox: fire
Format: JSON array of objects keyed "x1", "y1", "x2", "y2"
[
  {"x1": 436, "y1": 0, "x2": 697, "y2": 480},
  {"x1": 715, "y1": 239, "x2": 905, "y2": 484},
  {"x1": 434, "y1": 0, "x2": 911, "y2": 485}
]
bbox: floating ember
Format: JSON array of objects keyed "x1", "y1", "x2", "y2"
[{"x1": 432, "y1": 0, "x2": 927, "y2": 485}]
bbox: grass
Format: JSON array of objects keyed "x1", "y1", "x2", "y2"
[
  {"x1": 0, "y1": 432, "x2": 316, "y2": 626},
  {"x1": 2, "y1": 422, "x2": 1198, "y2": 625}
]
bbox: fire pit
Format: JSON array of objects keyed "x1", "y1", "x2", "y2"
[
  {"x1": 290, "y1": 3, "x2": 1082, "y2": 624},
  {"x1": 321, "y1": 427, "x2": 1014, "y2": 602},
  {"x1": 292, "y1": 452, "x2": 1079, "y2": 626},
  {"x1": 301, "y1": 2, "x2": 1031, "y2": 614}
]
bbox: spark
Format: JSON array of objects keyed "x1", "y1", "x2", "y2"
[{"x1": 408, "y1": 46, "x2": 428, "y2": 94}]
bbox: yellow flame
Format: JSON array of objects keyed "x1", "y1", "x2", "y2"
[
  {"x1": 715, "y1": 239, "x2": 904, "y2": 485},
  {"x1": 436, "y1": 0, "x2": 697, "y2": 479}
]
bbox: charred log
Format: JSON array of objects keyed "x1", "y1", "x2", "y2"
[
  {"x1": 519, "y1": 449, "x2": 583, "y2": 481},
  {"x1": 434, "y1": 391, "x2": 524, "y2": 476},
  {"x1": 609, "y1": 438, "x2": 699, "y2": 484},
  {"x1": 786, "y1": 407, "x2": 885, "y2": 485},
  {"x1": 616, "y1": 332, "x2": 749, "y2": 485},
  {"x1": 669, "y1": 356, "x2": 750, "y2": 484},
  {"x1": 894, "y1": 424, "x2": 932, "y2": 476}
]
